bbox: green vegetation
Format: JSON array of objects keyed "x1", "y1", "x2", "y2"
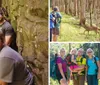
[
  {"x1": 50, "y1": 43, "x2": 100, "y2": 58},
  {"x1": 50, "y1": 78, "x2": 87, "y2": 85},
  {"x1": 50, "y1": 78, "x2": 100, "y2": 85},
  {"x1": 58, "y1": 13, "x2": 100, "y2": 42},
  {"x1": 50, "y1": 43, "x2": 100, "y2": 85}
]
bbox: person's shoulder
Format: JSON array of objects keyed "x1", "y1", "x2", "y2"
[
  {"x1": 57, "y1": 56, "x2": 61, "y2": 59},
  {"x1": 0, "y1": 46, "x2": 14, "y2": 56},
  {"x1": 57, "y1": 56, "x2": 62, "y2": 60},
  {"x1": 56, "y1": 57, "x2": 62, "y2": 63},
  {"x1": 95, "y1": 56, "x2": 99, "y2": 61},
  {"x1": 3, "y1": 21, "x2": 12, "y2": 28},
  {"x1": 83, "y1": 57, "x2": 86, "y2": 61},
  {"x1": 81, "y1": 56, "x2": 86, "y2": 60},
  {"x1": 0, "y1": 46, "x2": 14, "y2": 59},
  {"x1": 56, "y1": 12, "x2": 62, "y2": 16},
  {"x1": 1, "y1": 46, "x2": 22, "y2": 60}
]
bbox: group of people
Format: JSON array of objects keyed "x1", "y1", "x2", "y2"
[
  {"x1": 0, "y1": 7, "x2": 33, "y2": 85},
  {"x1": 53, "y1": 48, "x2": 100, "y2": 85},
  {"x1": 50, "y1": 6, "x2": 62, "y2": 42}
]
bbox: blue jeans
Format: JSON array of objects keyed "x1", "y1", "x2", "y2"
[{"x1": 87, "y1": 75, "x2": 98, "y2": 85}]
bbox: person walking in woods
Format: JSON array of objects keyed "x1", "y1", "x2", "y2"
[
  {"x1": 72, "y1": 48, "x2": 86, "y2": 85},
  {"x1": 0, "y1": 8, "x2": 18, "y2": 51},
  {"x1": 86, "y1": 48, "x2": 100, "y2": 85},
  {"x1": 52, "y1": 6, "x2": 62, "y2": 42},
  {"x1": 56, "y1": 48, "x2": 67, "y2": 85},
  {"x1": 0, "y1": 32, "x2": 33, "y2": 85}
]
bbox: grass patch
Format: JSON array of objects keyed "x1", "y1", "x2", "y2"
[
  {"x1": 58, "y1": 13, "x2": 100, "y2": 42},
  {"x1": 50, "y1": 77, "x2": 100, "y2": 85}
]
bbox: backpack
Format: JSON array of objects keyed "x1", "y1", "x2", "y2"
[
  {"x1": 51, "y1": 12, "x2": 57, "y2": 24},
  {"x1": 50, "y1": 54, "x2": 58, "y2": 79},
  {"x1": 51, "y1": 12, "x2": 61, "y2": 26},
  {"x1": 86, "y1": 56, "x2": 98, "y2": 73},
  {"x1": 50, "y1": 54, "x2": 65, "y2": 80},
  {"x1": 76, "y1": 57, "x2": 84, "y2": 64},
  {"x1": 56, "y1": 12, "x2": 62, "y2": 23}
]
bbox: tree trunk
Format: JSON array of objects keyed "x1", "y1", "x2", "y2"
[
  {"x1": 69, "y1": 43, "x2": 71, "y2": 53},
  {"x1": 0, "y1": 0, "x2": 2, "y2": 7},
  {"x1": 65, "y1": 0, "x2": 68, "y2": 14},
  {"x1": 77, "y1": 0, "x2": 80, "y2": 17},
  {"x1": 89, "y1": 0, "x2": 93, "y2": 26},
  {"x1": 74, "y1": 0, "x2": 77, "y2": 16},
  {"x1": 79, "y1": 0, "x2": 86, "y2": 25}
]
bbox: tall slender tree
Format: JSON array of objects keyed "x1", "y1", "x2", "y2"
[
  {"x1": 74, "y1": 0, "x2": 77, "y2": 16},
  {"x1": 79, "y1": 0, "x2": 86, "y2": 25}
]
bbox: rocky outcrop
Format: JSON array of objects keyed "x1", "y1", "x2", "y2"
[{"x1": 2, "y1": 0, "x2": 48, "y2": 85}]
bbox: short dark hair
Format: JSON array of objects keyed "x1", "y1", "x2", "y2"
[{"x1": 53, "y1": 6, "x2": 59, "y2": 12}]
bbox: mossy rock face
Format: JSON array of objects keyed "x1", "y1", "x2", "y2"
[{"x1": 2, "y1": 0, "x2": 48, "y2": 85}]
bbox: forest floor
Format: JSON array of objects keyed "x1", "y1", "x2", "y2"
[
  {"x1": 50, "y1": 77, "x2": 100, "y2": 85},
  {"x1": 50, "y1": 77, "x2": 87, "y2": 85},
  {"x1": 58, "y1": 12, "x2": 100, "y2": 42}
]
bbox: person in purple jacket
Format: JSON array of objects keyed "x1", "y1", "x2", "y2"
[{"x1": 56, "y1": 48, "x2": 67, "y2": 85}]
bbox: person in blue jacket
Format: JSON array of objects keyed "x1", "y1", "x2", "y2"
[
  {"x1": 50, "y1": 10, "x2": 55, "y2": 41},
  {"x1": 50, "y1": 6, "x2": 62, "y2": 42},
  {"x1": 86, "y1": 48, "x2": 100, "y2": 85}
]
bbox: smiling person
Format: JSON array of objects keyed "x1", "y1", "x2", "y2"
[
  {"x1": 86, "y1": 48, "x2": 100, "y2": 85},
  {"x1": 0, "y1": 31, "x2": 33, "y2": 85},
  {"x1": 56, "y1": 48, "x2": 67, "y2": 85},
  {"x1": 0, "y1": 8, "x2": 18, "y2": 51},
  {"x1": 72, "y1": 48, "x2": 86, "y2": 85}
]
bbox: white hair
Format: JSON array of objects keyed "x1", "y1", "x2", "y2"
[
  {"x1": 78, "y1": 48, "x2": 84, "y2": 55},
  {"x1": 60, "y1": 48, "x2": 65, "y2": 52},
  {"x1": 86, "y1": 48, "x2": 94, "y2": 55},
  {"x1": 70, "y1": 48, "x2": 77, "y2": 54}
]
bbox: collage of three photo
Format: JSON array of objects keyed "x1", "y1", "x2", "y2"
[{"x1": 0, "y1": 0, "x2": 100, "y2": 85}]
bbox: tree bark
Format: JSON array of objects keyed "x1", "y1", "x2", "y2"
[
  {"x1": 79, "y1": 0, "x2": 86, "y2": 25},
  {"x1": 65, "y1": 0, "x2": 68, "y2": 14},
  {"x1": 74, "y1": 0, "x2": 77, "y2": 16},
  {"x1": 0, "y1": 0, "x2": 2, "y2": 7}
]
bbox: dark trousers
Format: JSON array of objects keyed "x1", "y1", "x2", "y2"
[
  {"x1": 87, "y1": 75, "x2": 98, "y2": 85},
  {"x1": 50, "y1": 29, "x2": 52, "y2": 41},
  {"x1": 73, "y1": 75, "x2": 85, "y2": 85}
]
